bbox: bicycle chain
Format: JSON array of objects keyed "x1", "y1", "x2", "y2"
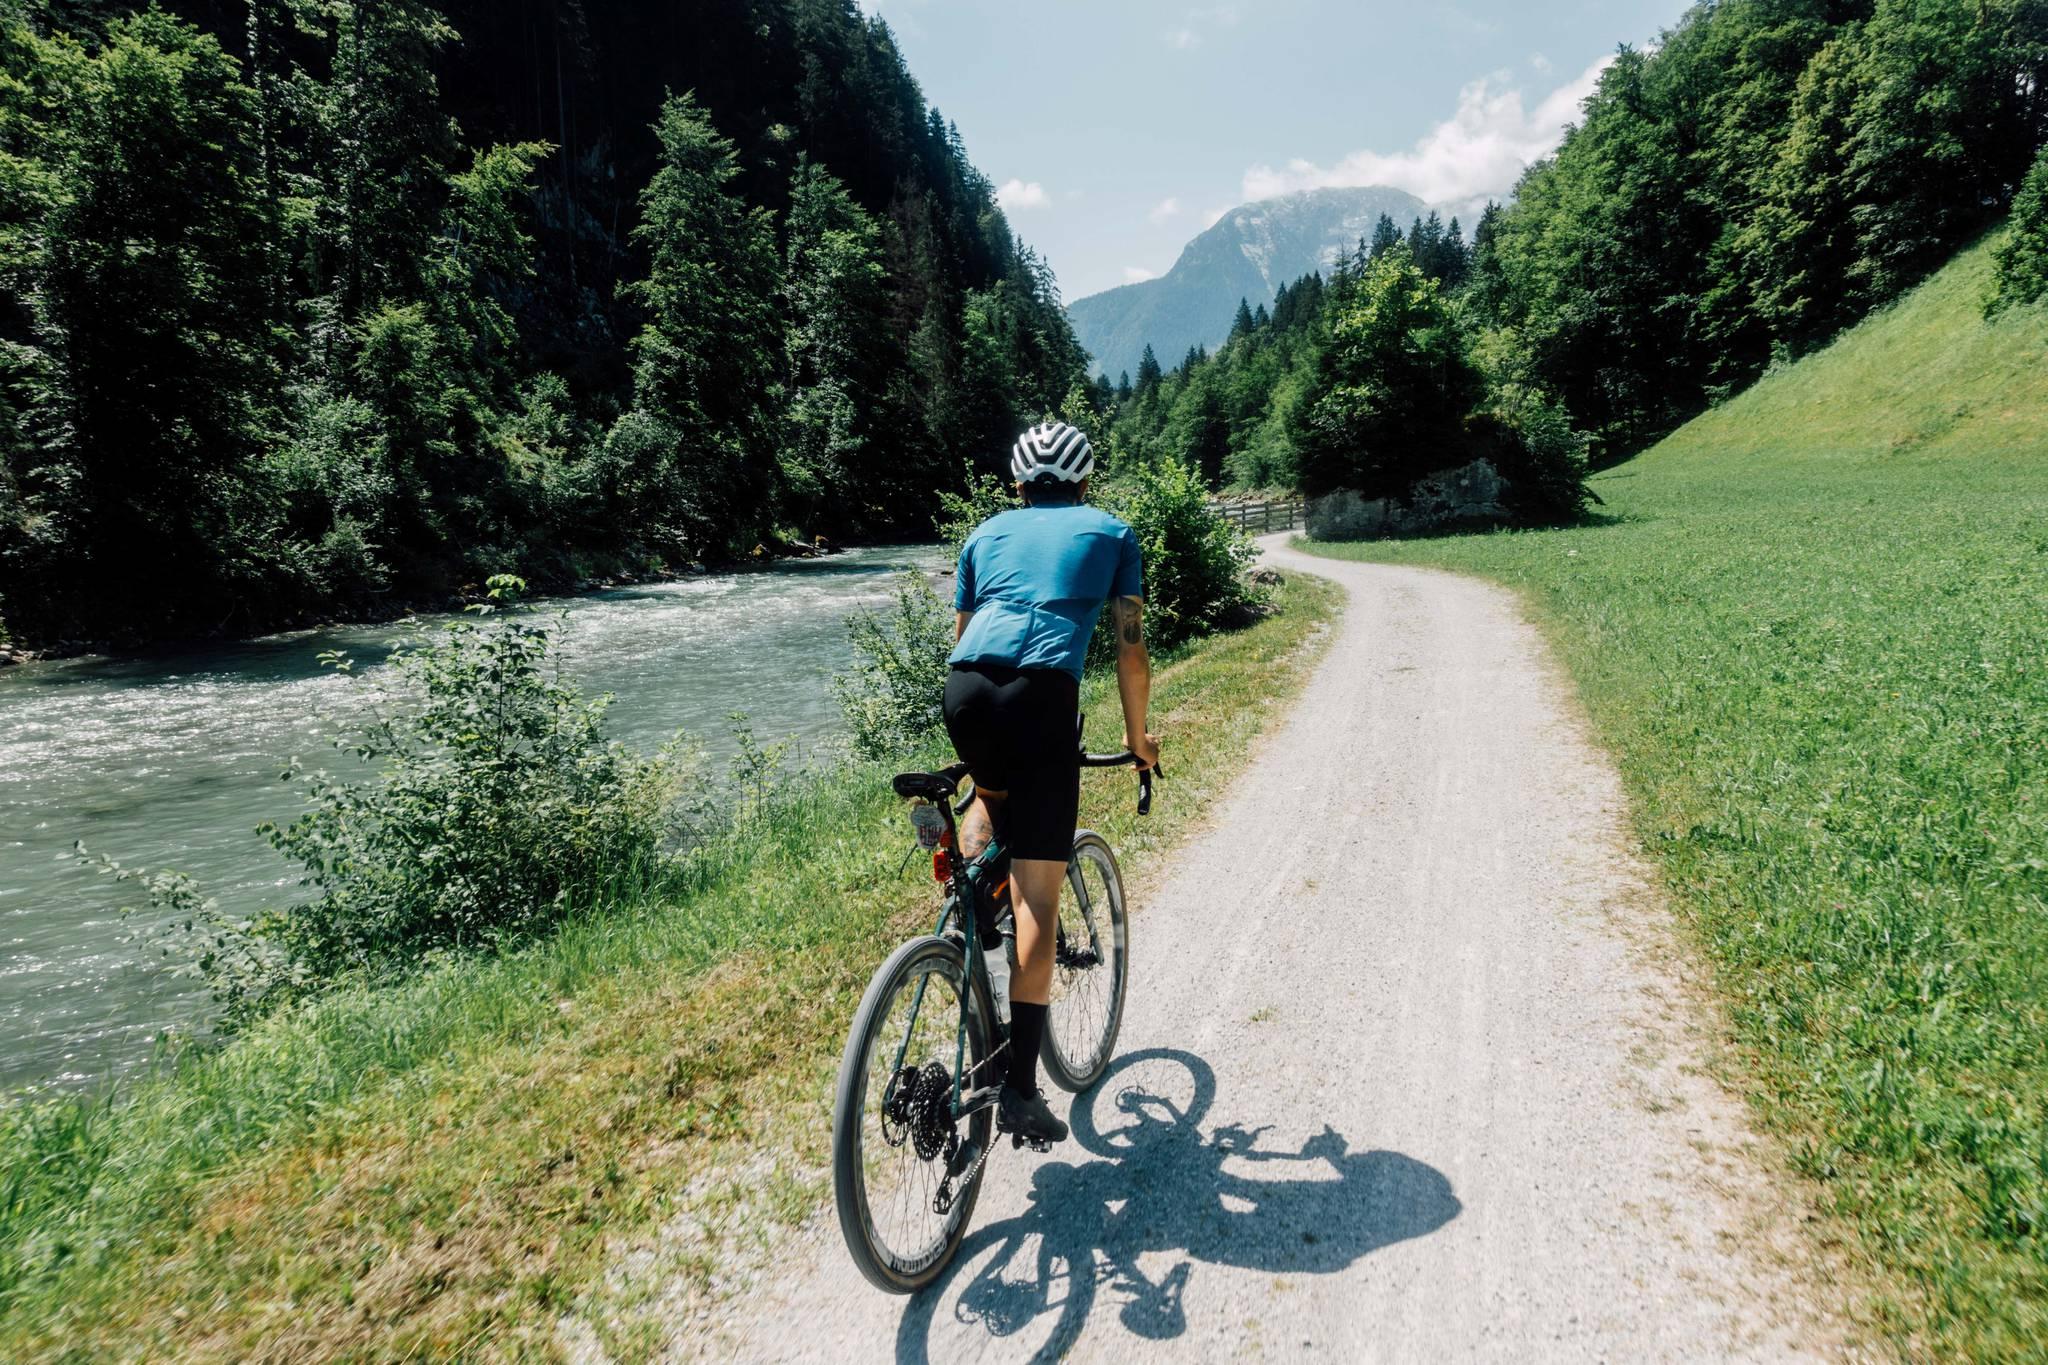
[{"x1": 934, "y1": 1130, "x2": 992, "y2": 1216}]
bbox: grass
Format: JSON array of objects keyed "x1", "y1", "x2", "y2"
[
  {"x1": 0, "y1": 574, "x2": 1340, "y2": 1361},
  {"x1": 1298, "y1": 235, "x2": 2048, "y2": 1358}
]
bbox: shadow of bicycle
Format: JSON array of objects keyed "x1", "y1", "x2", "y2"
[{"x1": 892, "y1": 1048, "x2": 1460, "y2": 1362}]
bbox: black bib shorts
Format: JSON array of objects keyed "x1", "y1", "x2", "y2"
[{"x1": 941, "y1": 662, "x2": 1080, "y2": 862}]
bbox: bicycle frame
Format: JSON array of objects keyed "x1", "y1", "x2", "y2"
[
  {"x1": 882, "y1": 783, "x2": 1006, "y2": 1125},
  {"x1": 880, "y1": 738, "x2": 1151, "y2": 1126}
]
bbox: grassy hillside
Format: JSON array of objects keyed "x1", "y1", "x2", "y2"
[
  {"x1": 1301, "y1": 235, "x2": 2048, "y2": 1357},
  {"x1": 0, "y1": 580, "x2": 1340, "y2": 1359}
]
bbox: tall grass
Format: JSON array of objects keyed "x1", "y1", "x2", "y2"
[
  {"x1": 0, "y1": 576, "x2": 1339, "y2": 1360},
  {"x1": 1300, "y1": 237, "x2": 2048, "y2": 1356}
]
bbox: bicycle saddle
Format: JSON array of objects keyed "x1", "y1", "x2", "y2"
[{"x1": 892, "y1": 762, "x2": 970, "y2": 801}]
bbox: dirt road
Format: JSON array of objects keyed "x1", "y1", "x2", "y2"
[{"x1": 690, "y1": 537, "x2": 1847, "y2": 1361}]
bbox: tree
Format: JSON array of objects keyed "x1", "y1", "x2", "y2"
[
  {"x1": 1116, "y1": 370, "x2": 1133, "y2": 402},
  {"x1": 1440, "y1": 216, "x2": 1469, "y2": 288},
  {"x1": 38, "y1": 10, "x2": 283, "y2": 634},
  {"x1": 614, "y1": 92, "x2": 782, "y2": 559},
  {"x1": 782, "y1": 157, "x2": 888, "y2": 536},
  {"x1": 1291, "y1": 247, "x2": 1483, "y2": 499},
  {"x1": 1368, "y1": 212, "x2": 1402, "y2": 260},
  {"x1": 1230, "y1": 296, "x2": 1256, "y2": 340},
  {"x1": 1134, "y1": 343, "x2": 1163, "y2": 394},
  {"x1": 1991, "y1": 144, "x2": 2048, "y2": 312}
]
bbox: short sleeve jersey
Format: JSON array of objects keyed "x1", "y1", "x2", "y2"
[{"x1": 949, "y1": 505, "x2": 1144, "y2": 681}]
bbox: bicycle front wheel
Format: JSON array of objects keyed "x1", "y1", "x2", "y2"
[
  {"x1": 1040, "y1": 830, "x2": 1129, "y2": 1093},
  {"x1": 831, "y1": 933, "x2": 995, "y2": 1294}
]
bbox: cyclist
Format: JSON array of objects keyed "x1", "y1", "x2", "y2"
[{"x1": 943, "y1": 420, "x2": 1160, "y2": 1145}]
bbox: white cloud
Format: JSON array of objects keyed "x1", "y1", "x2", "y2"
[
  {"x1": 1529, "y1": 52, "x2": 1553, "y2": 74},
  {"x1": 996, "y1": 178, "x2": 1050, "y2": 211},
  {"x1": 1149, "y1": 197, "x2": 1182, "y2": 225},
  {"x1": 1123, "y1": 266, "x2": 1159, "y2": 284},
  {"x1": 1167, "y1": 5, "x2": 1237, "y2": 50},
  {"x1": 1239, "y1": 57, "x2": 1612, "y2": 216}
]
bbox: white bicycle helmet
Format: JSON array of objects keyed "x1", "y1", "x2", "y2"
[{"x1": 1009, "y1": 421, "x2": 1094, "y2": 484}]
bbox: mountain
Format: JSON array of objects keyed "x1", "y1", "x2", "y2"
[{"x1": 1067, "y1": 186, "x2": 1429, "y2": 379}]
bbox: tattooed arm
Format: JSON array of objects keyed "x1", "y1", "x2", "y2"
[{"x1": 1111, "y1": 595, "x2": 1160, "y2": 771}]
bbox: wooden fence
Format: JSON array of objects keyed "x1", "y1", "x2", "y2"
[{"x1": 1209, "y1": 496, "x2": 1308, "y2": 534}]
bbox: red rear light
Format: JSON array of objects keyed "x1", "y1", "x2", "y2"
[{"x1": 932, "y1": 849, "x2": 952, "y2": 882}]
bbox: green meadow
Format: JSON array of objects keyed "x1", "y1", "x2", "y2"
[{"x1": 1302, "y1": 237, "x2": 2048, "y2": 1356}]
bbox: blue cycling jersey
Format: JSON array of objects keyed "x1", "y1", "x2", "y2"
[{"x1": 949, "y1": 504, "x2": 1144, "y2": 681}]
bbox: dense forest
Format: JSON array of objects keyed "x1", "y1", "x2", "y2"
[
  {"x1": 1103, "y1": 0, "x2": 2048, "y2": 499},
  {"x1": 0, "y1": 0, "x2": 1085, "y2": 647}
]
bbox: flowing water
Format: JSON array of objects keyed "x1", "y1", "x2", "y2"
[{"x1": 0, "y1": 545, "x2": 947, "y2": 1095}]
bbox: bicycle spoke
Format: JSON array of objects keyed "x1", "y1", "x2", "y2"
[
  {"x1": 1044, "y1": 840, "x2": 1127, "y2": 1088},
  {"x1": 847, "y1": 948, "x2": 979, "y2": 1273}
]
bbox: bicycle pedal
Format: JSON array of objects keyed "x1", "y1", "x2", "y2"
[{"x1": 1008, "y1": 1132, "x2": 1052, "y2": 1153}]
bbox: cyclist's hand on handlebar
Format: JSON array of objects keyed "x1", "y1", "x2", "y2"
[{"x1": 1127, "y1": 729, "x2": 1161, "y2": 773}]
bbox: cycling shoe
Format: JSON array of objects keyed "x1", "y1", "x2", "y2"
[{"x1": 997, "y1": 1084, "x2": 1069, "y2": 1144}]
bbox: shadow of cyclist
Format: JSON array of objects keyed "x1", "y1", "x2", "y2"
[{"x1": 892, "y1": 1048, "x2": 1460, "y2": 1363}]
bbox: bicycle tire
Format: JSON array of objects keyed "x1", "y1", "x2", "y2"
[
  {"x1": 831, "y1": 933, "x2": 996, "y2": 1294},
  {"x1": 1040, "y1": 830, "x2": 1129, "y2": 1093}
]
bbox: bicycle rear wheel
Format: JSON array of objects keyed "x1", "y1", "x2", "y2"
[
  {"x1": 831, "y1": 933, "x2": 995, "y2": 1294},
  {"x1": 1040, "y1": 830, "x2": 1128, "y2": 1093}
]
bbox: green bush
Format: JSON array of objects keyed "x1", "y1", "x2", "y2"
[
  {"x1": 263, "y1": 578, "x2": 681, "y2": 979},
  {"x1": 1095, "y1": 457, "x2": 1261, "y2": 651},
  {"x1": 935, "y1": 470, "x2": 1014, "y2": 559},
  {"x1": 1990, "y1": 147, "x2": 2048, "y2": 313},
  {"x1": 834, "y1": 571, "x2": 954, "y2": 759},
  {"x1": 105, "y1": 577, "x2": 684, "y2": 1024}
]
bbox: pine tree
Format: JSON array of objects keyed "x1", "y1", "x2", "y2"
[
  {"x1": 1230, "y1": 296, "x2": 1256, "y2": 340},
  {"x1": 40, "y1": 10, "x2": 283, "y2": 632},
  {"x1": 1412, "y1": 211, "x2": 1445, "y2": 281},
  {"x1": 783, "y1": 157, "x2": 893, "y2": 536},
  {"x1": 1134, "y1": 343, "x2": 1163, "y2": 394},
  {"x1": 1441, "y1": 215, "x2": 1469, "y2": 288},
  {"x1": 1369, "y1": 213, "x2": 1402, "y2": 260},
  {"x1": 1467, "y1": 201, "x2": 1507, "y2": 317},
  {"x1": 614, "y1": 92, "x2": 782, "y2": 558},
  {"x1": 1116, "y1": 370, "x2": 1133, "y2": 402},
  {"x1": 1252, "y1": 302, "x2": 1270, "y2": 329}
]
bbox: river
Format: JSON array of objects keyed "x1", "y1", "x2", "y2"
[{"x1": 0, "y1": 545, "x2": 948, "y2": 1095}]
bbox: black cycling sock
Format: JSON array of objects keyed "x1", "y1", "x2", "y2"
[{"x1": 1007, "y1": 1001, "x2": 1047, "y2": 1094}]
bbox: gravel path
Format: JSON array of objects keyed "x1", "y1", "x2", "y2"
[{"x1": 685, "y1": 538, "x2": 1850, "y2": 1362}]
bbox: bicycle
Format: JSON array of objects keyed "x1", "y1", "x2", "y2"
[{"x1": 830, "y1": 732, "x2": 1154, "y2": 1293}]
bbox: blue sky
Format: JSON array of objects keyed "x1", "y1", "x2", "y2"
[{"x1": 860, "y1": 0, "x2": 1692, "y2": 301}]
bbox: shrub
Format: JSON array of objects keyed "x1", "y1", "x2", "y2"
[
  {"x1": 1990, "y1": 147, "x2": 2048, "y2": 313},
  {"x1": 1482, "y1": 392, "x2": 1593, "y2": 523},
  {"x1": 935, "y1": 470, "x2": 1014, "y2": 559},
  {"x1": 1095, "y1": 457, "x2": 1261, "y2": 652},
  {"x1": 262, "y1": 577, "x2": 681, "y2": 979},
  {"x1": 103, "y1": 576, "x2": 684, "y2": 1024},
  {"x1": 834, "y1": 571, "x2": 954, "y2": 759}
]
